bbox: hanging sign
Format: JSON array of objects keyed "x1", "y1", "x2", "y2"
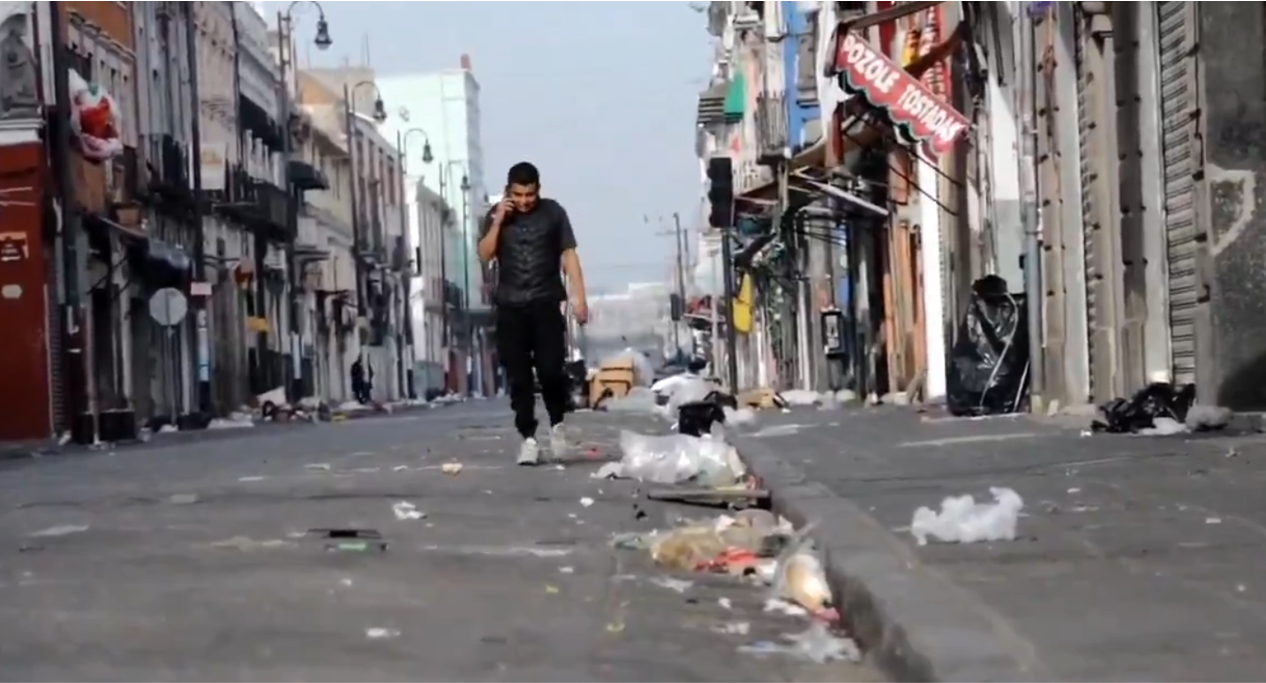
[{"x1": 833, "y1": 30, "x2": 969, "y2": 158}]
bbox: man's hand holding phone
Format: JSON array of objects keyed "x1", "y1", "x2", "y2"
[{"x1": 492, "y1": 195, "x2": 515, "y2": 225}]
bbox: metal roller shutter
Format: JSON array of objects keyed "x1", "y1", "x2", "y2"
[
  {"x1": 1075, "y1": 10, "x2": 1099, "y2": 399},
  {"x1": 1156, "y1": 1, "x2": 1199, "y2": 385},
  {"x1": 47, "y1": 237, "x2": 66, "y2": 435}
]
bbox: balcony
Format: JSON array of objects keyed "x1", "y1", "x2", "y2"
[
  {"x1": 294, "y1": 215, "x2": 330, "y2": 262},
  {"x1": 288, "y1": 159, "x2": 329, "y2": 192},
  {"x1": 217, "y1": 164, "x2": 291, "y2": 242},
  {"x1": 754, "y1": 94, "x2": 790, "y2": 164},
  {"x1": 146, "y1": 134, "x2": 195, "y2": 209},
  {"x1": 696, "y1": 81, "x2": 729, "y2": 128},
  {"x1": 356, "y1": 211, "x2": 387, "y2": 267}
]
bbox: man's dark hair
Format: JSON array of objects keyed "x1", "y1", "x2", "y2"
[{"x1": 507, "y1": 162, "x2": 540, "y2": 187}]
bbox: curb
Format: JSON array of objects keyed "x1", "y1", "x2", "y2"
[{"x1": 733, "y1": 433, "x2": 1050, "y2": 683}]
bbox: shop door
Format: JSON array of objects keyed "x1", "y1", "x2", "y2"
[{"x1": 1156, "y1": 1, "x2": 1201, "y2": 386}]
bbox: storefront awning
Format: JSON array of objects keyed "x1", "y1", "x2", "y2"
[
  {"x1": 736, "y1": 136, "x2": 829, "y2": 203},
  {"x1": 830, "y1": 24, "x2": 968, "y2": 159},
  {"x1": 789, "y1": 170, "x2": 888, "y2": 218}
]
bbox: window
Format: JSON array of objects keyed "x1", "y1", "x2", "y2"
[{"x1": 68, "y1": 46, "x2": 92, "y2": 80}]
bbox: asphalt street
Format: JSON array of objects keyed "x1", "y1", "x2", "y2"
[
  {"x1": 736, "y1": 406, "x2": 1266, "y2": 681},
  {"x1": 0, "y1": 401, "x2": 875, "y2": 682}
]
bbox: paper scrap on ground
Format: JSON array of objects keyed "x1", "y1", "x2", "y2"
[
  {"x1": 29, "y1": 524, "x2": 90, "y2": 538},
  {"x1": 910, "y1": 487, "x2": 1024, "y2": 545},
  {"x1": 392, "y1": 501, "x2": 426, "y2": 520}
]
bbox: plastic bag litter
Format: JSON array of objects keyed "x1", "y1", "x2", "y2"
[
  {"x1": 615, "y1": 430, "x2": 745, "y2": 486},
  {"x1": 599, "y1": 348, "x2": 657, "y2": 387},
  {"x1": 1093, "y1": 382, "x2": 1194, "y2": 434},
  {"x1": 779, "y1": 389, "x2": 825, "y2": 407},
  {"x1": 737, "y1": 621, "x2": 860, "y2": 663},
  {"x1": 724, "y1": 406, "x2": 758, "y2": 426},
  {"x1": 910, "y1": 487, "x2": 1024, "y2": 546},
  {"x1": 651, "y1": 373, "x2": 699, "y2": 396}
]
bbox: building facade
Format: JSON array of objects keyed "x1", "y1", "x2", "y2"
[
  {"x1": 377, "y1": 59, "x2": 491, "y2": 395},
  {"x1": 410, "y1": 181, "x2": 452, "y2": 397},
  {"x1": 693, "y1": 1, "x2": 1258, "y2": 418},
  {"x1": 1, "y1": 0, "x2": 425, "y2": 447}
]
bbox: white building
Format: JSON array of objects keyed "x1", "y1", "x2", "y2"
[
  {"x1": 377, "y1": 56, "x2": 490, "y2": 394},
  {"x1": 411, "y1": 182, "x2": 451, "y2": 394},
  {"x1": 294, "y1": 99, "x2": 359, "y2": 405}
]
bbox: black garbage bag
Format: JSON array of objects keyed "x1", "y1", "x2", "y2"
[
  {"x1": 1091, "y1": 382, "x2": 1196, "y2": 434},
  {"x1": 947, "y1": 275, "x2": 1031, "y2": 417},
  {"x1": 677, "y1": 390, "x2": 738, "y2": 437}
]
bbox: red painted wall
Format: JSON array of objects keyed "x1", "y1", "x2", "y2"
[{"x1": 0, "y1": 142, "x2": 53, "y2": 442}]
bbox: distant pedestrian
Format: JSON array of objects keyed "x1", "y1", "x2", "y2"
[
  {"x1": 351, "y1": 357, "x2": 369, "y2": 404},
  {"x1": 477, "y1": 162, "x2": 589, "y2": 466}
]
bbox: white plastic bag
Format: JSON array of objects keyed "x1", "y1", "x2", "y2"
[
  {"x1": 910, "y1": 487, "x2": 1024, "y2": 546},
  {"x1": 616, "y1": 430, "x2": 745, "y2": 486}
]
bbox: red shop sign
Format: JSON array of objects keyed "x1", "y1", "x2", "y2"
[{"x1": 834, "y1": 30, "x2": 968, "y2": 158}]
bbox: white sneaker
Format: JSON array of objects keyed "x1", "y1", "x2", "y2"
[
  {"x1": 517, "y1": 437, "x2": 542, "y2": 466},
  {"x1": 548, "y1": 423, "x2": 569, "y2": 460}
]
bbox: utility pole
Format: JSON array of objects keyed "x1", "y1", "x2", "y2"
[
  {"x1": 720, "y1": 227, "x2": 739, "y2": 394},
  {"x1": 1019, "y1": 3, "x2": 1045, "y2": 411},
  {"x1": 672, "y1": 213, "x2": 687, "y2": 348},
  {"x1": 186, "y1": 5, "x2": 211, "y2": 415},
  {"x1": 48, "y1": 0, "x2": 93, "y2": 443},
  {"x1": 652, "y1": 214, "x2": 688, "y2": 353}
]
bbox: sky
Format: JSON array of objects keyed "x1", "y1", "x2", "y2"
[{"x1": 263, "y1": 0, "x2": 713, "y2": 294}]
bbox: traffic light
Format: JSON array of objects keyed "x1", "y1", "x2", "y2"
[{"x1": 706, "y1": 156, "x2": 734, "y2": 228}]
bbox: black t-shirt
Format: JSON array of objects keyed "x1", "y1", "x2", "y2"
[{"x1": 480, "y1": 198, "x2": 577, "y2": 307}]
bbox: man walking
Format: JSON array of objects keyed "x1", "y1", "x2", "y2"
[{"x1": 478, "y1": 162, "x2": 589, "y2": 465}]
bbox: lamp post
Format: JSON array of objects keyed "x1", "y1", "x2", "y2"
[
  {"x1": 276, "y1": 0, "x2": 331, "y2": 403},
  {"x1": 436, "y1": 160, "x2": 472, "y2": 394},
  {"x1": 398, "y1": 128, "x2": 433, "y2": 398}
]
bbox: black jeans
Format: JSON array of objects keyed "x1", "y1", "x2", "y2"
[{"x1": 495, "y1": 300, "x2": 569, "y2": 438}]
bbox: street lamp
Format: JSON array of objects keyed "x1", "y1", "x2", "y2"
[
  {"x1": 313, "y1": 14, "x2": 332, "y2": 50},
  {"x1": 277, "y1": 0, "x2": 332, "y2": 404},
  {"x1": 434, "y1": 161, "x2": 474, "y2": 395},
  {"x1": 400, "y1": 128, "x2": 434, "y2": 172},
  {"x1": 397, "y1": 127, "x2": 433, "y2": 398}
]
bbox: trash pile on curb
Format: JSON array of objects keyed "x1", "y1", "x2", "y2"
[{"x1": 610, "y1": 510, "x2": 858, "y2": 663}]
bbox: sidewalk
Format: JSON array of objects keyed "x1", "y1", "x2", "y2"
[
  {"x1": 0, "y1": 399, "x2": 453, "y2": 463},
  {"x1": 0, "y1": 404, "x2": 875, "y2": 681},
  {"x1": 733, "y1": 406, "x2": 1266, "y2": 682}
]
